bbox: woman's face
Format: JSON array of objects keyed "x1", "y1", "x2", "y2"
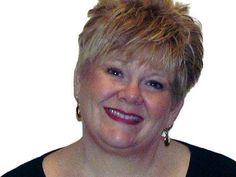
[{"x1": 75, "y1": 53, "x2": 183, "y2": 154}]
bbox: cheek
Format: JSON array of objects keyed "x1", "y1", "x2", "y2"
[
  {"x1": 145, "y1": 92, "x2": 172, "y2": 118},
  {"x1": 79, "y1": 70, "x2": 117, "y2": 103}
]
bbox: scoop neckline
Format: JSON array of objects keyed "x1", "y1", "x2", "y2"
[{"x1": 41, "y1": 141, "x2": 193, "y2": 177}]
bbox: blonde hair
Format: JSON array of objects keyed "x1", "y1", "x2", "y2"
[{"x1": 78, "y1": 0, "x2": 203, "y2": 102}]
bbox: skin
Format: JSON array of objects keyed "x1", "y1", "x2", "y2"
[
  {"x1": 76, "y1": 57, "x2": 182, "y2": 154},
  {"x1": 43, "y1": 52, "x2": 190, "y2": 177}
]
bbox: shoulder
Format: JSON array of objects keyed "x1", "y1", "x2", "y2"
[
  {"x1": 2, "y1": 150, "x2": 58, "y2": 177},
  {"x1": 179, "y1": 141, "x2": 236, "y2": 177}
]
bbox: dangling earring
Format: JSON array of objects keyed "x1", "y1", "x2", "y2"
[
  {"x1": 163, "y1": 128, "x2": 170, "y2": 146},
  {"x1": 163, "y1": 124, "x2": 173, "y2": 146},
  {"x1": 75, "y1": 96, "x2": 81, "y2": 121},
  {"x1": 76, "y1": 103, "x2": 82, "y2": 121}
]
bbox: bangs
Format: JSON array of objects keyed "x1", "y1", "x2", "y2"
[{"x1": 79, "y1": 0, "x2": 189, "y2": 68}]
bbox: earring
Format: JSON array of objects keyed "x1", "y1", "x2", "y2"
[
  {"x1": 163, "y1": 128, "x2": 170, "y2": 146},
  {"x1": 76, "y1": 103, "x2": 82, "y2": 121},
  {"x1": 163, "y1": 125, "x2": 173, "y2": 146},
  {"x1": 75, "y1": 96, "x2": 81, "y2": 121}
]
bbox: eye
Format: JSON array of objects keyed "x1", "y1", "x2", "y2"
[
  {"x1": 146, "y1": 80, "x2": 164, "y2": 90},
  {"x1": 106, "y1": 67, "x2": 123, "y2": 78}
]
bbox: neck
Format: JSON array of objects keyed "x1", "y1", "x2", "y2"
[{"x1": 77, "y1": 135, "x2": 167, "y2": 177}]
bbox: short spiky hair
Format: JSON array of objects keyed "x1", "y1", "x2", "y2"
[{"x1": 78, "y1": 0, "x2": 203, "y2": 102}]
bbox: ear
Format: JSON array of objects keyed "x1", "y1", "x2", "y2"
[
  {"x1": 167, "y1": 100, "x2": 184, "y2": 127},
  {"x1": 74, "y1": 64, "x2": 81, "y2": 100}
]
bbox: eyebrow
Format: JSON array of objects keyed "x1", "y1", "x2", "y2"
[{"x1": 103, "y1": 58, "x2": 171, "y2": 80}]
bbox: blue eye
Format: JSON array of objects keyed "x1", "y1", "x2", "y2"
[
  {"x1": 106, "y1": 67, "x2": 123, "y2": 78},
  {"x1": 146, "y1": 80, "x2": 163, "y2": 90}
]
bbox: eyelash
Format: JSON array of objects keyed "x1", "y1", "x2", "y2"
[
  {"x1": 146, "y1": 80, "x2": 164, "y2": 90},
  {"x1": 106, "y1": 67, "x2": 123, "y2": 78}
]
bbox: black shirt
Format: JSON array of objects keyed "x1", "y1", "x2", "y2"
[{"x1": 2, "y1": 142, "x2": 236, "y2": 177}]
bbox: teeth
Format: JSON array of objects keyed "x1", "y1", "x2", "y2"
[{"x1": 108, "y1": 108, "x2": 141, "y2": 121}]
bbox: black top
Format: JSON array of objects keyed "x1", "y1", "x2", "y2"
[{"x1": 2, "y1": 142, "x2": 236, "y2": 177}]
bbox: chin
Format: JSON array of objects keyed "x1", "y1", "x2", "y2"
[
  {"x1": 104, "y1": 135, "x2": 136, "y2": 149},
  {"x1": 96, "y1": 128, "x2": 140, "y2": 151}
]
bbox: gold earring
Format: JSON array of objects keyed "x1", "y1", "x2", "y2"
[
  {"x1": 163, "y1": 128, "x2": 170, "y2": 146},
  {"x1": 76, "y1": 103, "x2": 81, "y2": 121},
  {"x1": 163, "y1": 125, "x2": 173, "y2": 146},
  {"x1": 75, "y1": 96, "x2": 81, "y2": 121}
]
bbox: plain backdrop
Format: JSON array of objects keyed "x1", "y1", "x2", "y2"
[{"x1": 0, "y1": 0, "x2": 236, "y2": 174}]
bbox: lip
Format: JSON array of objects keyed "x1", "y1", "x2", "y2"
[{"x1": 104, "y1": 107, "x2": 144, "y2": 125}]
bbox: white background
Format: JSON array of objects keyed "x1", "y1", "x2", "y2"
[{"x1": 0, "y1": 0, "x2": 235, "y2": 174}]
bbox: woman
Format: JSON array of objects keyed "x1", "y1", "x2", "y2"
[{"x1": 2, "y1": 0, "x2": 236, "y2": 176}]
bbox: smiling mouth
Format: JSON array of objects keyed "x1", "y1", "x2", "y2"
[{"x1": 104, "y1": 107, "x2": 144, "y2": 125}]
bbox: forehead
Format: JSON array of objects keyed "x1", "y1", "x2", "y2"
[
  {"x1": 92, "y1": 48, "x2": 176, "y2": 83},
  {"x1": 98, "y1": 47, "x2": 175, "y2": 74}
]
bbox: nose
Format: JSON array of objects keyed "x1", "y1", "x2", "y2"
[{"x1": 117, "y1": 82, "x2": 144, "y2": 105}]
